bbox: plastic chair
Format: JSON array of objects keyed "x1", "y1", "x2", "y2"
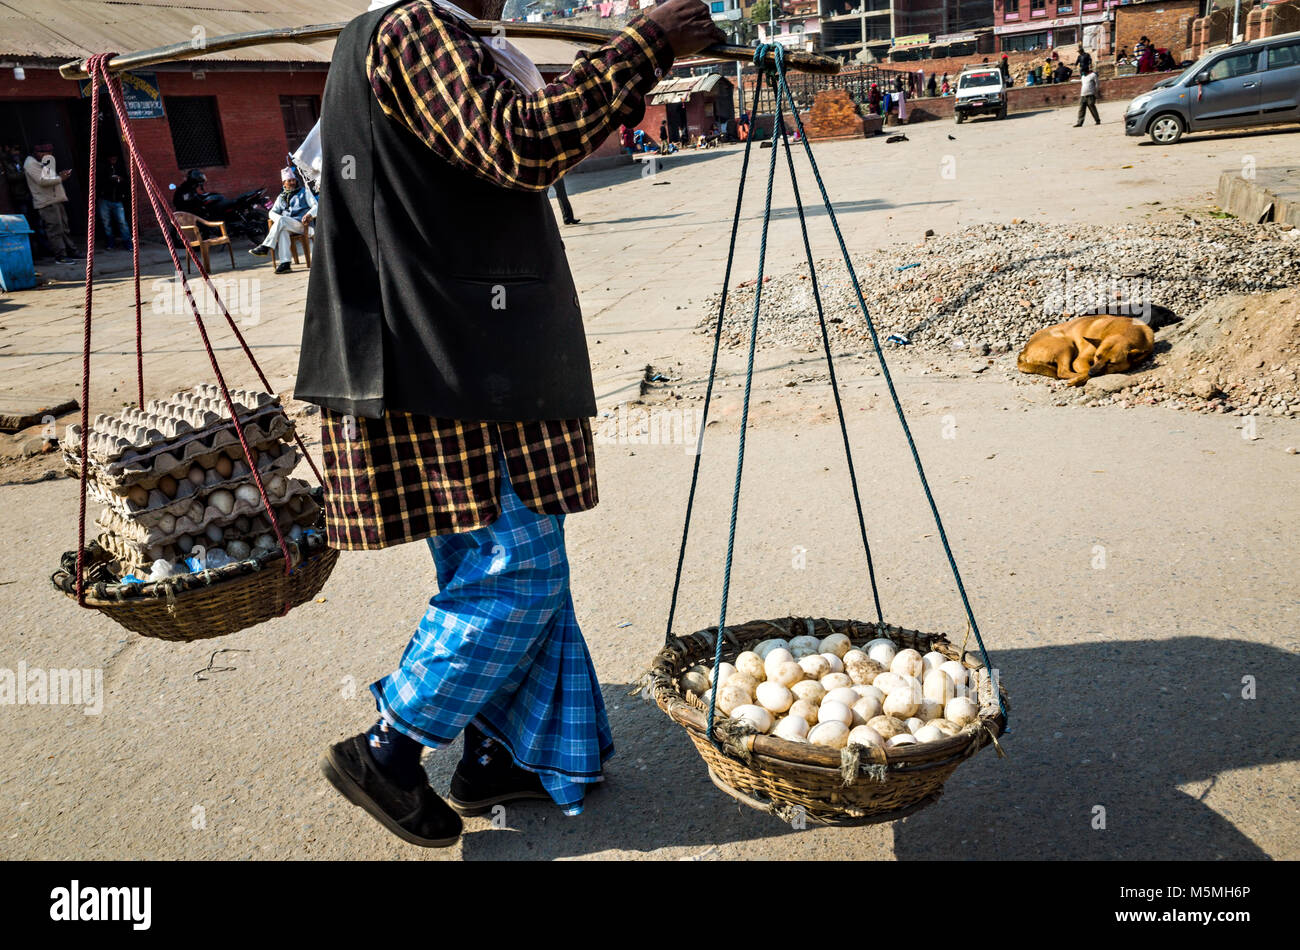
[
  {"x1": 269, "y1": 217, "x2": 312, "y2": 268},
  {"x1": 173, "y1": 211, "x2": 236, "y2": 273}
]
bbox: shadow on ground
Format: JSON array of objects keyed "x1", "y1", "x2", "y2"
[{"x1": 449, "y1": 636, "x2": 1295, "y2": 859}]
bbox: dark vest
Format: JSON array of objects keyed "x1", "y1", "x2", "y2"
[{"x1": 295, "y1": 2, "x2": 596, "y2": 422}]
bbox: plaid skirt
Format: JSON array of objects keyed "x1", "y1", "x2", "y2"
[{"x1": 370, "y1": 458, "x2": 614, "y2": 815}]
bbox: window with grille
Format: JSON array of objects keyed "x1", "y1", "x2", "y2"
[
  {"x1": 165, "y1": 96, "x2": 227, "y2": 168},
  {"x1": 280, "y1": 95, "x2": 321, "y2": 154}
]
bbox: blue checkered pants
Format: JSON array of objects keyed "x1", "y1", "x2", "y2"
[{"x1": 371, "y1": 460, "x2": 613, "y2": 815}]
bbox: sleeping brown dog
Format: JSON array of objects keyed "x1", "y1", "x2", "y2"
[{"x1": 1016, "y1": 315, "x2": 1155, "y2": 387}]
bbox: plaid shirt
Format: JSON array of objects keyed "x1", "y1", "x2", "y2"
[{"x1": 319, "y1": 4, "x2": 672, "y2": 550}]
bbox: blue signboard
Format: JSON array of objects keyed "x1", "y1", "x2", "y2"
[{"x1": 78, "y1": 71, "x2": 165, "y2": 120}]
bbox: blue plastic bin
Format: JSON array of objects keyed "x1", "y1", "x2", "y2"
[{"x1": 0, "y1": 214, "x2": 37, "y2": 292}]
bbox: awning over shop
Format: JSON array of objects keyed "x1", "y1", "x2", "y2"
[{"x1": 648, "y1": 73, "x2": 725, "y2": 105}]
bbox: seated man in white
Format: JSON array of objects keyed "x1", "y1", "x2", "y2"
[{"x1": 251, "y1": 165, "x2": 316, "y2": 273}]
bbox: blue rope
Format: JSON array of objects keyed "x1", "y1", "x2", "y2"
[
  {"x1": 772, "y1": 56, "x2": 1008, "y2": 725},
  {"x1": 706, "y1": 54, "x2": 783, "y2": 746},
  {"x1": 690, "y1": 43, "x2": 1008, "y2": 745}
]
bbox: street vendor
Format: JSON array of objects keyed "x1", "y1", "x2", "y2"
[{"x1": 294, "y1": 0, "x2": 724, "y2": 847}]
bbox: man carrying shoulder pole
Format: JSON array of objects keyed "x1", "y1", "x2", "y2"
[{"x1": 295, "y1": 0, "x2": 724, "y2": 847}]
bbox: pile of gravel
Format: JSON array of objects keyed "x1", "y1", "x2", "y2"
[{"x1": 700, "y1": 219, "x2": 1300, "y2": 354}]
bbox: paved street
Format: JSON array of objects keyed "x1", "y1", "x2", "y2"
[{"x1": 1, "y1": 100, "x2": 1297, "y2": 860}]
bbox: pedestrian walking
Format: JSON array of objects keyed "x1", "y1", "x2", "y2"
[{"x1": 1075, "y1": 65, "x2": 1100, "y2": 127}]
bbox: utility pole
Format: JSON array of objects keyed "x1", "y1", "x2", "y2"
[{"x1": 1231, "y1": 0, "x2": 1242, "y2": 42}]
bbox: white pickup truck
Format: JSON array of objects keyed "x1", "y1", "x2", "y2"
[{"x1": 954, "y1": 66, "x2": 1008, "y2": 123}]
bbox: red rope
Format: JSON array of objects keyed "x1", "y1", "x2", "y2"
[
  {"x1": 130, "y1": 149, "x2": 143, "y2": 409},
  {"x1": 76, "y1": 54, "x2": 329, "y2": 602},
  {"x1": 74, "y1": 55, "x2": 107, "y2": 606}
]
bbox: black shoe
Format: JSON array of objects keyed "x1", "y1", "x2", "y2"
[
  {"x1": 1072, "y1": 123, "x2": 1083, "y2": 128},
  {"x1": 447, "y1": 724, "x2": 550, "y2": 815},
  {"x1": 274, "y1": 262, "x2": 291, "y2": 274},
  {"x1": 563, "y1": 217, "x2": 581, "y2": 225},
  {"x1": 320, "y1": 734, "x2": 462, "y2": 847},
  {"x1": 249, "y1": 245, "x2": 270, "y2": 256}
]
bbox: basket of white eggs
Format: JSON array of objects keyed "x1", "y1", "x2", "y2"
[{"x1": 646, "y1": 616, "x2": 1008, "y2": 824}]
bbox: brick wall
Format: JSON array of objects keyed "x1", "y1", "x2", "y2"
[
  {"x1": 1, "y1": 65, "x2": 327, "y2": 214},
  {"x1": 1247, "y1": 0, "x2": 1300, "y2": 41},
  {"x1": 901, "y1": 71, "x2": 1172, "y2": 119},
  {"x1": 798, "y1": 89, "x2": 866, "y2": 139},
  {"x1": 1113, "y1": 0, "x2": 1199, "y2": 60}
]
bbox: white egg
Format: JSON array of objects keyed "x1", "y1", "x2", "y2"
[
  {"x1": 868, "y1": 715, "x2": 907, "y2": 739},
  {"x1": 887, "y1": 733, "x2": 919, "y2": 749},
  {"x1": 945, "y1": 696, "x2": 980, "y2": 726},
  {"x1": 824, "y1": 687, "x2": 861, "y2": 708},
  {"x1": 851, "y1": 694, "x2": 883, "y2": 725},
  {"x1": 928, "y1": 718, "x2": 962, "y2": 737},
  {"x1": 939, "y1": 660, "x2": 969, "y2": 689},
  {"x1": 890, "y1": 648, "x2": 924, "y2": 679},
  {"x1": 208, "y1": 488, "x2": 235, "y2": 516},
  {"x1": 798, "y1": 654, "x2": 831, "y2": 681},
  {"x1": 753, "y1": 638, "x2": 789, "y2": 660},
  {"x1": 790, "y1": 680, "x2": 826, "y2": 706},
  {"x1": 904, "y1": 717, "x2": 926, "y2": 734},
  {"x1": 821, "y1": 672, "x2": 852, "y2": 691},
  {"x1": 847, "y1": 725, "x2": 884, "y2": 749},
  {"x1": 735, "y1": 651, "x2": 766, "y2": 682},
  {"x1": 843, "y1": 648, "x2": 868, "y2": 666},
  {"x1": 716, "y1": 682, "x2": 752, "y2": 716},
  {"x1": 918, "y1": 699, "x2": 945, "y2": 722},
  {"x1": 680, "y1": 671, "x2": 710, "y2": 696},
  {"x1": 772, "y1": 715, "x2": 809, "y2": 742},
  {"x1": 923, "y1": 669, "x2": 956, "y2": 706},
  {"x1": 788, "y1": 699, "x2": 820, "y2": 726},
  {"x1": 844, "y1": 654, "x2": 885, "y2": 686},
  {"x1": 872, "y1": 671, "x2": 909, "y2": 694},
  {"x1": 819, "y1": 652, "x2": 845, "y2": 674},
  {"x1": 727, "y1": 672, "x2": 760, "y2": 696},
  {"x1": 788, "y1": 635, "x2": 821, "y2": 652},
  {"x1": 819, "y1": 633, "x2": 852, "y2": 659},
  {"x1": 710, "y1": 661, "x2": 737, "y2": 686},
  {"x1": 808, "y1": 721, "x2": 850, "y2": 749},
  {"x1": 856, "y1": 684, "x2": 885, "y2": 706},
  {"x1": 913, "y1": 724, "x2": 946, "y2": 744},
  {"x1": 729, "y1": 704, "x2": 774, "y2": 734},
  {"x1": 883, "y1": 688, "x2": 920, "y2": 720},
  {"x1": 768, "y1": 661, "x2": 804, "y2": 689},
  {"x1": 763, "y1": 648, "x2": 795, "y2": 676},
  {"x1": 865, "y1": 639, "x2": 897, "y2": 668},
  {"x1": 922, "y1": 650, "x2": 948, "y2": 675},
  {"x1": 817, "y1": 700, "x2": 853, "y2": 727},
  {"x1": 755, "y1": 681, "x2": 794, "y2": 714}
]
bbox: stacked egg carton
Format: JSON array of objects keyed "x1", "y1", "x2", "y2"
[{"x1": 65, "y1": 385, "x2": 322, "y2": 581}]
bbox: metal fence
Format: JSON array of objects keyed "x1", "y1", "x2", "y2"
[{"x1": 736, "y1": 64, "x2": 920, "y2": 117}]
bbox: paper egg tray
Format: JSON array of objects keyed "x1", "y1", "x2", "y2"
[
  {"x1": 65, "y1": 385, "x2": 280, "y2": 465},
  {"x1": 95, "y1": 475, "x2": 315, "y2": 546},
  {"x1": 86, "y1": 440, "x2": 300, "y2": 518},
  {"x1": 98, "y1": 498, "x2": 322, "y2": 577},
  {"x1": 66, "y1": 409, "x2": 295, "y2": 484}
]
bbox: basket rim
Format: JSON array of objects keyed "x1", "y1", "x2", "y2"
[
  {"x1": 649, "y1": 616, "x2": 1008, "y2": 771},
  {"x1": 54, "y1": 538, "x2": 336, "y2": 608}
]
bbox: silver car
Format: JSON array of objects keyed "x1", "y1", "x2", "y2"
[{"x1": 1125, "y1": 30, "x2": 1300, "y2": 144}]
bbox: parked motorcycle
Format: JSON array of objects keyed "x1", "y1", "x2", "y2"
[{"x1": 170, "y1": 170, "x2": 269, "y2": 244}]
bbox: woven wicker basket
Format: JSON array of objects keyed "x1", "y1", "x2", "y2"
[
  {"x1": 52, "y1": 538, "x2": 338, "y2": 642},
  {"x1": 647, "y1": 616, "x2": 1008, "y2": 825}
]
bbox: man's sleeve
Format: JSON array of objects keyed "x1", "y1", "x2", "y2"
[{"x1": 367, "y1": 0, "x2": 674, "y2": 191}]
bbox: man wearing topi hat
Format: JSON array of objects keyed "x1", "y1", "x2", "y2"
[
  {"x1": 250, "y1": 165, "x2": 316, "y2": 273},
  {"x1": 295, "y1": 0, "x2": 724, "y2": 846}
]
